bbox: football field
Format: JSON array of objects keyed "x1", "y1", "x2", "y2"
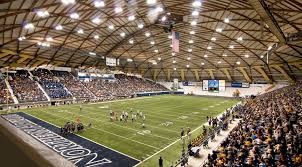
[{"x1": 18, "y1": 95, "x2": 239, "y2": 166}]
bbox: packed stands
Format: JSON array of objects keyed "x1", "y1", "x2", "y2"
[
  {"x1": 32, "y1": 69, "x2": 72, "y2": 99},
  {"x1": 51, "y1": 70, "x2": 95, "y2": 99},
  {"x1": 0, "y1": 78, "x2": 13, "y2": 104},
  {"x1": 203, "y1": 82, "x2": 302, "y2": 167},
  {"x1": 84, "y1": 74, "x2": 168, "y2": 99},
  {"x1": 8, "y1": 70, "x2": 47, "y2": 102}
]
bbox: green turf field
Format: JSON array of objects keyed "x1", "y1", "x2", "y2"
[{"x1": 19, "y1": 95, "x2": 239, "y2": 166}]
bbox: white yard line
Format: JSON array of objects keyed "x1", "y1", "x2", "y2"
[
  {"x1": 24, "y1": 112, "x2": 141, "y2": 162},
  {"x1": 87, "y1": 97, "x2": 152, "y2": 105}
]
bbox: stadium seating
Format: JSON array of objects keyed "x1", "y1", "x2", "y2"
[
  {"x1": 0, "y1": 78, "x2": 13, "y2": 104},
  {"x1": 203, "y1": 82, "x2": 302, "y2": 167},
  {"x1": 8, "y1": 70, "x2": 47, "y2": 102},
  {"x1": 32, "y1": 69, "x2": 72, "y2": 99},
  {"x1": 51, "y1": 70, "x2": 95, "y2": 99}
]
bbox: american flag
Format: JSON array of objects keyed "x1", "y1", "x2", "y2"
[{"x1": 172, "y1": 31, "x2": 180, "y2": 53}]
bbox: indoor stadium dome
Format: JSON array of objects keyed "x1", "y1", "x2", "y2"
[{"x1": 0, "y1": 0, "x2": 301, "y2": 167}]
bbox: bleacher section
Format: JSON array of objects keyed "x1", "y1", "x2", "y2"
[
  {"x1": 32, "y1": 69, "x2": 72, "y2": 99},
  {"x1": 51, "y1": 70, "x2": 95, "y2": 99},
  {"x1": 8, "y1": 70, "x2": 47, "y2": 102},
  {"x1": 0, "y1": 79, "x2": 13, "y2": 104}
]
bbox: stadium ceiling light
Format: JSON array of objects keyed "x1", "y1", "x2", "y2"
[
  {"x1": 156, "y1": 7, "x2": 163, "y2": 12},
  {"x1": 145, "y1": 32, "x2": 151, "y2": 37},
  {"x1": 216, "y1": 28, "x2": 222, "y2": 32},
  {"x1": 77, "y1": 29, "x2": 84, "y2": 34},
  {"x1": 138, "y1": 24, "x2": 144, "y2": 29},
  {"x1": 224, "y1": 18, "x2": 230, "y2": 23},
  {"x1": 37, "y1": 10, "x2": 49, "y2": 17},
  {"x1": 161, "y1": 16, "x2": 167, "y2": 21},
  {"x1": 189, "y1": 39, "x2": 194, "y2": 43},
  {"x1": 204, "y1": 54, "x2": 208, "y2": 58},
  {"x1": 168, "y1": 35, "x2": 172, "y2": 39},
  {"x1": 173, "y1": 67, "x2": 177, "y2": 70},
  {"x1": 152, "y1": 61, "x2": 157, "y2": 65},
  {"x1": 207, "y1": 46, "x2": 212, "y2": 50},
  {"x1": 223, "y1": 54, "x2": 227, "y2": 57},
  {"x1": 24, "y1": 23, "x2": 34, "y2": 29},
  {"x1": 244, "y1": 54, "x2": 249, "y2": 58},
  {"x1": 201, "y1": 62, "x2": 205, "y2": 65},
  {"x1": 94, "y1": 35, "x2": 99, "y2": 39},
  {"x1": 172, "y1": 52, "x2": 176, "y2": 56},
  {"x1": 192, "y1": 1, "x2": 201, "y2": 7},
  {"x1": 170, "y1": 44, "x2": 173, "y2": 47},
  {"x1": 70, "y1": 13, "x2": 79, "y2": 19},
  {"x1": 260, "y1": 55, "x2": 264, "y2": 58},
  {"x1": 191, "y1": 21, "x2": 197, "y2": 26},
  {"x1": 187, "y1": 57, "x2": 191, "y2": 60},
  {"x1": 18, "y1": 36, "x2": 26, "y2": 41},
  {"x1": 211, "y1": 37, "x2": 216, "y2": 41},
  {"x1": 120, "y1": 32, "x2": 126, "y2": 37},
  {"x1": 61, "y1": 0, "x2": 75, "y2": 5},
  {"x1": 127, "y1": 58, "x2": 133, "y2": 62},
  {"x1": 115, "y1": 7, "x2": 123, "y2": 13},
  {"x1": 236, "y1": 61, "x2": 241, "y2": 65},
  {"x1": 89, "y1": 52, "x2": 96, "y2": 55},
  {"x1": 92, "y1": 17, "x2": 101, "y2": 24},
  {"x1": 46, "y1": 37, "x2": 53, "y2": 41},
  {"x1": 94, "y1": 0, "x2": 105, "y2": 7},
  {"x1": 218, "y1": 61, "x2": 221, "y2": 64},
  {"x1": 229, "y1": 45, "x2": 234, "y2": 49},
  {"x1": 150, "y1": 41, "x2": 155, "y2": 45},
  {"x1": 158, "y1": 57, "x2": 161, "y2": 61},
  {"x1": 190, "y1": 31, "x2": 195, "y2": 35},
  {"x1": 129, "y1": 39, "x2": 134, "y2": 44},
  {"x1": 147, "y1": 0, "x2": 156, "y2": 5},
  {"x1": 237, "y1": 37, "x2": 243, "y2": 41},
  {"x1": 38, "y1": 41, "x2": 50, "y2": 47},
  {"x1": 188, "y1": 48, "x2": 192, "y2": 52},
  {"x1": 173, "y1": 60, "x2": 176, "y2": 63},
  {"x1": 186, "y1": 64, "x2": 190, "y2": 68},
  {"x1": 192, "y1": 11, "x2": 199, "y2": 16},
  {"x1": 55, "y1": 25, "x2": 63, "y2": 30},
  {"x1": 128, "y1": 15, "x2": 135, "y2": 21},
  {"x1": 108, "y1": 25, "x2": 114, "y2": 30},
  {"x1": 268, "y1": 46, "x2": 272, "y2": 50},
  {"x1": 154, "y1": 49, "x2": 159, "y2": 53}
]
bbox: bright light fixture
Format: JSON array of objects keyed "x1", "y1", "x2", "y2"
[
  {"x1": 173, "y1": 67, "x2": 177, "y2": 71},
  {"x1": 211, "y1": 37, "x2": 216, "y2": 41},
  {"x1": 192, "y1": 1, "x2": 201, "y2": 7},
  {"x1": 236, "y1": 61, "x2": 240, "y2": 65},
  {"x1": 154, "y1": 49, "x2": 158, "y2": 53},
  {"x1": 156, "y1": 7, "x2": 163, "y2": 12},
  {"x1": 229, "y1": 45, "x2": 234, "y2": 49},
  {"x1": 237, "y1": 37, "x2": 243, "y2": 41},
  {"x1": 168, "y1": 35, "x2": 172, "y2": 39},
  {"x1": 216, "y1": 28, "x2": 222, "y2": 32},
  {"x1": 94, "y1": 35, "x2": 99, "y2": 39},
  {"x1": 158, "y1": 57, "x2": 161, "y2": 61},
  {"x1": 138, "y1": 24, "x2": 144, "y2": 29},
  {"x1": 260, "y1": 55, "x2": 264, "y2": 58},
  {"x1": 224, "y1": 18, "x2": 229, "y2": 23},
  {"x1": 128, "y1": 15, "x2": 135, "y2": 21},
  {"x1": 147, "y1": 0, "x2": 156, "y2": 5},
  {"x1": 188, "y1": 48, "x2": 192, "y2": 52},
  {"x1": 268, "y1": 46, "x2": 272, "y2": 50},
  {"x1": 152, "y1": 61, "x2": 157, "y2": 65},
  {"x1": 172, "y1": 52, "x2": 176, "y2": 56},
  {"x1": 108, "y1": 25, "x2": 114, "y2": 30},
  {"x1": 129, "y1": 39, "x2": 134, "y2": 44},
  {"x1": 190, "y1": 31, "x2": 195, "y2": 35},
  {"x1": 120, "y1": 32, "x2": 126, "y2": 37},
  {"x1": 192, "y1": 11, "x2": 199, "y2": 16},
  {"x1": 223, "y1": 54, "x2": 227, "y2": 57},
  {"x1": 127, "y1": 58, "x2": 133, "y2": 62},
  {"x1": 61, "y1": 0, "x2": 75, "y2": 5},
  {"x1": 46, "y1": 37, "x2": 53, "y2": 41},
  {"x1": 94, "y1": 1, "x2": 105, "y2": 7},
  {"x1": 201, "y1": 62, "x2": 205, "y2": 65},
  {"x1": 24, "y1": 23, "x2": 34, "y2": 29},
  {"x1": 218, "y1": 61, "x2": 221, "y2": 64},
  {"x1": 187, "y1": 57, "x2": 191, "y2": 60},
  {"x1": 145, "y1": 32, "x2": 150, "y2": 37},
  {"x1": 115, "y1": 7, "x2": 123, "y2": 13},
  {"x1": 55, "y1": 25, "x2": 63, "y2": 30},
  {"x1": 92, "y1": 17, "x2": 101, "y2": 24},
  {"x1": 77, "y1": 29, "x2": 84, "y2": 34},
  {"x1": 18, "y1": 36, "x2": 26, "y2": 41},
  {"x1": 89, "y1": 52, "x2": 96, "y2": 56},
  {"x1": 70, "y1": 13, "x2": 79, "y2": 19},
  {"x1": 186, "y1": 64, "x2": 190, "y2": 68},
  {"x1": 207, "y1": 46, "x2": 212, "y2": 50},
  {"x1": 244, "y1": 54, "x2": 249, "y2": 58},
  {"x1": 204, "y1": 54, "x2": 208, "y2": 58},
  {"x1": 161, "y1": 16, "x2": 166, "y2": 21},
  {"x1": 173, "y1": 60, "x2": 176, "y2": 63},
  {"x1": 150, "y1": 41, "x2": 155, "y2": 45},
  {"x1": 189, "y1": 40, "x2": 194, "y2": 43},
  {"x1": 37, "y1": 10, "x2": 49, "y2": 17},
  {"x1": 191, "y1": 21, "x2": 197, "y2": 26}
]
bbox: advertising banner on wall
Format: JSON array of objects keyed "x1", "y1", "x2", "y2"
[
  {"x1": 219, "y1": 80, "x2": 226, "y2": 91},
  {"x1": 203, "y1": 80, "x2": 208, "y2": 91}
]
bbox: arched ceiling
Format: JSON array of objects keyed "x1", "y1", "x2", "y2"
[{"x1": 0, "y1": 0, "x2": 301, "y2": 72}]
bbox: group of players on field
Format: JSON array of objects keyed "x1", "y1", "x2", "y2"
[{"x1": 109, "y1": 108, "x2": 147, "y2": 128}]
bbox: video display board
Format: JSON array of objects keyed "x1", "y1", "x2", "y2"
[{"x1": 208, "y1": 80, "x2": 219, "y2": 91}]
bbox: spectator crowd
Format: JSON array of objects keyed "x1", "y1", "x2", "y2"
[{"x1": 204, "y1": 82, "x2": 302, "y2": 167}]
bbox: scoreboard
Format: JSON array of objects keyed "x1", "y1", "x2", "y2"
[{"x1": 203, "y1": 80, "x2": 225, "y2": 92}]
